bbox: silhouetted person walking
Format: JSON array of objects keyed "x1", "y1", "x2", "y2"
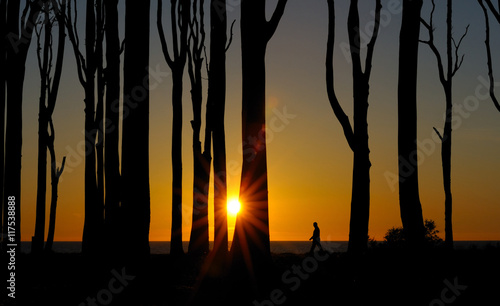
[{"x1": 309, "y1": 222, "x2": 324, "y2": 254}]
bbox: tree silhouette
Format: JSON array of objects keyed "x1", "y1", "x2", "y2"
[
  {"x1": 103, "y1": 0, "x2": 122, "y2": 254},
  {"x1": 208, "y1": 0, "x2": 232, "y2": 262},
  {"x1": 326, "y1": 0, "x2": 381, "y2": 254},
  {"x1": 420, "y1": 0, "x2": 469, "y2": 250},
  {"x1": 230, "y1": 0, "x2": 288, "y2": 282},
  {"x1": 187, "y1": 0, "x2": 210, "y2": 255},
  {"x1": 478, "y1": 0, "x2": 500, "y2": 112},
  {"x1": 157, "y1": 0, "x2": 190, "y2": 256},
  {"x1": 121, "y1": 0, "x2": 151, "y2": 259},
  {"x1": 0, "y1": 0, "x2": 6, "y2": 244},
  {"x1": 397, "y1": 0, "x2": 426, "y2": 248},
  {"x1": 65, "y1": 0, "x2": 104, "y2": 255},
  {"x1": 32, "y1": 0, "x2": 67, "y2": 254},
  {"x1": 3, "y1": 0, "x2": 42, "y2": 252}
]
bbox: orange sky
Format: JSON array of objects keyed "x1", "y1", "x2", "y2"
[{"x1": 19, "y1": 1, "x2": 500, "y2": 243}]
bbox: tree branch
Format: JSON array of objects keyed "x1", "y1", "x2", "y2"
[
  {"x1": 485, "y1": 0, "x2": 500, "y2": 23},
  {"x1": 364, "y1": 0, "x2": 382, "y2": 79},
  {"x1": 326, "y1": 0, "x2": 354, "y2": 151},
  {"x1": 225, "y1": 19, "x2": 236, "y2": 52},
  {"x1": 266, "y1": 0, "x2": 288, "y2": 42},
  {"x1": 433, "y1": 127, "x2": 443, "y2": 141},
  {"x1": 157, "y1": 0, "x2": 174, "y2": 67},
  {"x1": 479, "y1": 0, "x2": 500, "y2": 111}
]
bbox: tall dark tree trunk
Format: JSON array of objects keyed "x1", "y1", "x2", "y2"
[
  {"x1": 398, "y1": 0, "x2": 426, "y2": 248},
  {"x1": 188, "y1": 0, "x2": 210, "y2": 256},
  {"x1": 421, "y1": 0, "x2": 468, "y2": 250},
  {"x1": 80, "y1": 0, "x2": 103, "y2": 255},
  {"x1": 0, "y1": 0, "x2": 6, "y2": 239},
  {"x1": 95, "y1": 0, "x2": 105, "y2": 247},
  {"x1": 209, "y1": 0, "x2": 229, "y2": 261},
  {"x1": 326, "y1": 0, "x2": 380, "y2": 255},
  {"x1": 230, "y1": 0, "x2": 287, "y2": 283},
  {"x1": 4, "y1": 0, "x2": 41, "y2": 252},
  {"x1": 44, "y1": 0, "x2": 67, "y2": 253},
  {"x1": 122, "y1": 0, "x2": 151, "y2": 260},
  {"x1": 33, "y1": 2, "x2": 52, "y2": 254},
  {"x1": 157, "y1": 0, "x2": 190, "y2": 256},
  {"x1": 104, "y1": 0, "x2": 121, "y2": 253}
]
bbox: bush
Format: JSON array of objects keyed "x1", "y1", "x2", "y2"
[{"x1": 383, "y1": 219, "x2": 443, "y2": 248}]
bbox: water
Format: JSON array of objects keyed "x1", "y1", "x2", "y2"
[{"x1": 20, "y1": 240, "x2": 499, "y2": 254}]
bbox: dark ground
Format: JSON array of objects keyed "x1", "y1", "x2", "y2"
[{"x1": 8, "y1": 245, "x2": 500, "y2": 306}]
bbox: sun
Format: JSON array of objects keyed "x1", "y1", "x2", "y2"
[{"x1": 227, "y1": 199, "x2": 241, "y2": 216}]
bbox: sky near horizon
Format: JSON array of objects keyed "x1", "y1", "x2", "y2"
[{"x1": 17, "y1": 0, "x2": 500, "y2": 244}]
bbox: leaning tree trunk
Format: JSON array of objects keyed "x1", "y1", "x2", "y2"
[
  {"x1": 121, "y1": 0, "x2": 151, "y2": 260},
  {"x1": 231, "y1": 0, "x2": 287, "y2": 285},
  {"x1": 104, "y1": 0, "x2": 122, "y2": 254},
  {"x1": 209, "y1": 0, "x2": 229, "y2": 261},
  {"x1": 397, "y1": 0, "x2": 426, "y2": 248}
]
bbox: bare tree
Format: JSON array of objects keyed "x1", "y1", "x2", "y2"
[
  {"x1": 103, "y1": 0, "x2": 122, "y2": 253},
  {"x1": 121, "y1": 0, "x2": 151, "y2": 259},
  {"x1": 0, "y1": 0, "x2": 6, "y2": 242},
  {"x1": 397, "y1": 0, "x2": 426, "y2": 248},
  {"x1": 230, "y1": 0, "x2": 288, "y2": 282},
  {"x1": 65, "y1": 0, "x2": 105, "y2": 255},
  {"x1": 420, "y1": 0, "x2": 468, "y2": 250},
  {"x1": 208, "y1": 0, "x2": 232, "y2": 262},
  {"x1": 478, "y1": 0, "x2": 500, "y2": 112},
  {"x1": 325, "y1": 0, "x2": 381, "y2": 254},
  {"x1": 32, "y1": 0, "x2": 67, "y2": 254},
  {"x1": 187, "y1": 0, "x2": 210, "y2": 255},
  {"x1": 157, "y1": 0, "x2": 190, "y2": 256},
  {"x1": 3, "y1": 0, "x2": 42, "y2": 252}
]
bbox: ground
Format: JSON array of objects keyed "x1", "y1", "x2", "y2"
[{"x1": 11, "y1": 245, "x2": 500, "y2": 306}]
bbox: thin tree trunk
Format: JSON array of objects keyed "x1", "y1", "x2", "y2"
[
  {"x1": 188, "y1": 0, "x2": 210, "y2": 255},
  {"x1": 209, "y1": 0, "x2": 229, "y2": 261},
  {"x1": 398, "y1": 0, "x2": 426, "y2": 248},
  {"x1": 122, "y1": 0, "x2": 151, "y2": 260},
  {"x1": 33, "y1": 2, "x2": 52, "y2": 254},
  {"x1": 157, "y1": 0, "x2": 190, "y2": 256},
  {"x1": 104, "y1": 0, "x2": 121, "y2": 253}
]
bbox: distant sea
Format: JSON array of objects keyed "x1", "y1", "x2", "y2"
[{"x1": 20, "y1": 241, "x2": 500, "y2": 254}]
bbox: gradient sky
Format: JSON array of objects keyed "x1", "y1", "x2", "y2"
[{"x1": 18, "y1": 0, "x2": 500, "y2": 243}]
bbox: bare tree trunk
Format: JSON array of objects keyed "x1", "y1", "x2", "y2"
[
  {"x1": 0, "y1": 0, "x2": 6, "y2": 239},
  {"x1": 397, "y1": 0, "x2": 426, "y2": 248},
  {"x1": 103, "y1": 0, "x2": 121, "y2": 254},
  {"x1": 122, "y1": 0, "x2": 151, "y2": 260},
  {"x1": 326, "y1": 0, "x2": 380, "y2": 254},
  {"x1": 188, "y1": 0, "x2": 210, "y2": 256},
  {"x1": 421, "y1": 0, "x2": 468, "y2": 250},
  {"x1": 209, "y1": 0, "x2": 229, "y2": 261},
  {"x1": 230, "y1": 0, "x2": 287, "y2": 285},
  {"x1": 157, "y1": 0, "x2": 190, "y2": 256},
  {"x1": 33, "y1": 2, "x2": 52, "y2": 254},
  {"x1": 4, "y1": 0, "x2": 41, "y2": 252}
]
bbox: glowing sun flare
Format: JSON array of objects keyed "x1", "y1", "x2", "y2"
[{"x1": 228, "y1": 199, "x2": 241, "y2": 215}]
